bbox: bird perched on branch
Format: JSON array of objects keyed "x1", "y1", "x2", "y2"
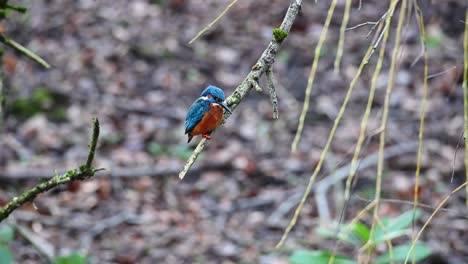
[{"x1": 185, "y1": 85, "x2": 232, "y2": 143}]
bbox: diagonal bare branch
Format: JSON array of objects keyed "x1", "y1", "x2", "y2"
[{"x1": 179, "y1": 0, "x2": 303, "y2": 180}]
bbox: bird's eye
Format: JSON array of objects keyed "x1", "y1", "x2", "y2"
[{"x1": 215, "y1": 97, "x2": 222, "y2": 103}]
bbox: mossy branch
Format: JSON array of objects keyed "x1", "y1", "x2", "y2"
[
  {"x1": 0, "y1": 118, "x2": 100, "y2": 222},
  {"x1": 178, "y1": 0, "x2": 303, "y2": 179}
]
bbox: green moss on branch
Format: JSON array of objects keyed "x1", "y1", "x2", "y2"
[{"x1": 273, "y1": 28, "x2": 288, "y2": 42}]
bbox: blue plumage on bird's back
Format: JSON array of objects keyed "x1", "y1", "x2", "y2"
[{"x1": 185, "y1": 98, "x2": 210, "y2": 134}]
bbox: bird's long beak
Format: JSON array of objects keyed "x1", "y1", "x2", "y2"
[{"x1": 221, "y1": 101, "x2": 232, "y2": 114}]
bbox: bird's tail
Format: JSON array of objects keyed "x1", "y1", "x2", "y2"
[{"x1": 187, "y1": 135, "x2": 193, "y2": 143}]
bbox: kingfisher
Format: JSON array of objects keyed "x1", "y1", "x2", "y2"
[{"x1": 185, "y1": 85, "x2": 232, "y2": 143}]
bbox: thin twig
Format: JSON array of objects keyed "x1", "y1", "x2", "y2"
[
  {"x1": 367, "y1": 1, "x2": 407, "y2": 261},
  {"x1": 451, "y1": 129, "x2": 465, "y2": 183},
  {"x1": 412, "y1": 1, "x2": 429, "y2": 250},
  {"x1": 367, "y1": 11, "x2": 389, "y2": 38},
  {"x1": 410, "y1": 49, "x2": 423, "y2": 68},
  {"x1": 334, "y1": 0, "x2": 352, "y2": 73},
  {"x1": 0, "y1": 118, "x2": 100, "y2": 222},
  {"x1": 463, "y1": 1, "x2": 468, "y2": 206},
  {"x1": 373, "y1": 22, "x2": 389, "y2": 50},
  {"x1": 355, "y1": 195, "x2": 465, "y2": 215},
  {"x1": 409, "y1": 3, "x2": 425, "y2": 69},
  {"x1": 178, "y1": 0, "x2": 303, "y2": 180},
  {"x1": 266, "y1": 69, "x2": 279, "y2": 119},
  {"x1": 0, "y1": 34, "x2": 50, "y2": 69},
  {"x1": 291, "y1": 0, "x2": 339, "y2": 152},
  {"x1": 343, "y1": 6, "x2": 392, "y2": 204},
  {"x1": 346, "y1": 21, "x2": 378, "y2": 31},
  {"x1": 410, "y1": 5, "x2": 425, "y2": 69},
  {"x1": 427, "y1": 66, "x2": 457, "y2": 79},
  {"x1": 249, "y1": 78, "x2": 263, "y2": 93},
  {"x1": 179, "y1": 138, "x2": 210, "y2": 179},
  {"x1": 403, "y1": 181, "x2": 468, "y2": 264},
  {"x1": 188, "y1": 0, "x2": 239, "y2": 44}
]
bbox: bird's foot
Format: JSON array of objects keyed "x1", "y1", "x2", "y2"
[{"x1": 202, "y1": 134, "x2": 211, "y2": 140}]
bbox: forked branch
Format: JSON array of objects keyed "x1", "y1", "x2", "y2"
[
  {"x1": 0, "y1": 118, "x2": 101, "y2": 222},
  {"x1": 178, "y1": 0, "x2": 303, "y2": 179}
]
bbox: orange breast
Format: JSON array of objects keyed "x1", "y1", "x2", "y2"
[{"x1": 190, "y1": 104, "x2": 224, "y2": 136}]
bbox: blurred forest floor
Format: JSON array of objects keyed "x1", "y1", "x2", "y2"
[{"x1": 0, "y1": 0, "x2": 467, "y2": 263}]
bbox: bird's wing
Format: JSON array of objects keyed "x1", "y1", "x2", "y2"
[{"x1": 185, "y1": 98, "x2": 209, "y2": 134}]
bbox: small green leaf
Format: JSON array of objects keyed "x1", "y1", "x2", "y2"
[
  {"x1": 0, "y1": 245, "x2": 13, "y2": 264},
  {"x1": 387, "y1": 209, "x2": 422, "y2": 232},
  {"x1": 316, "y1": 222, "x2": 369, "y2": 246},
  {"x1": 53, "y1": 253, "x2": 87, "y2": 264},
  {"x1": 0, "y1": 225, "x2": 14, "y2": 244},
  {"x1": 352, "y1": 222, "x2": 370, "y2": 243},
  {"x1": 373, "y1": 230, "x2": 408, "y2": 245},
  {"x1": 289, "y1": 250, "x2": 356, "y2": 264},
  {"x1": 375, "y1": 243, "x2": 431, "y2": 264},
  {"x1": 373, "y1": 209, "x2": 422, "y2": 244},
  {"x1": 316, "y1": 225, "x2": 358, "y2": 244}
]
